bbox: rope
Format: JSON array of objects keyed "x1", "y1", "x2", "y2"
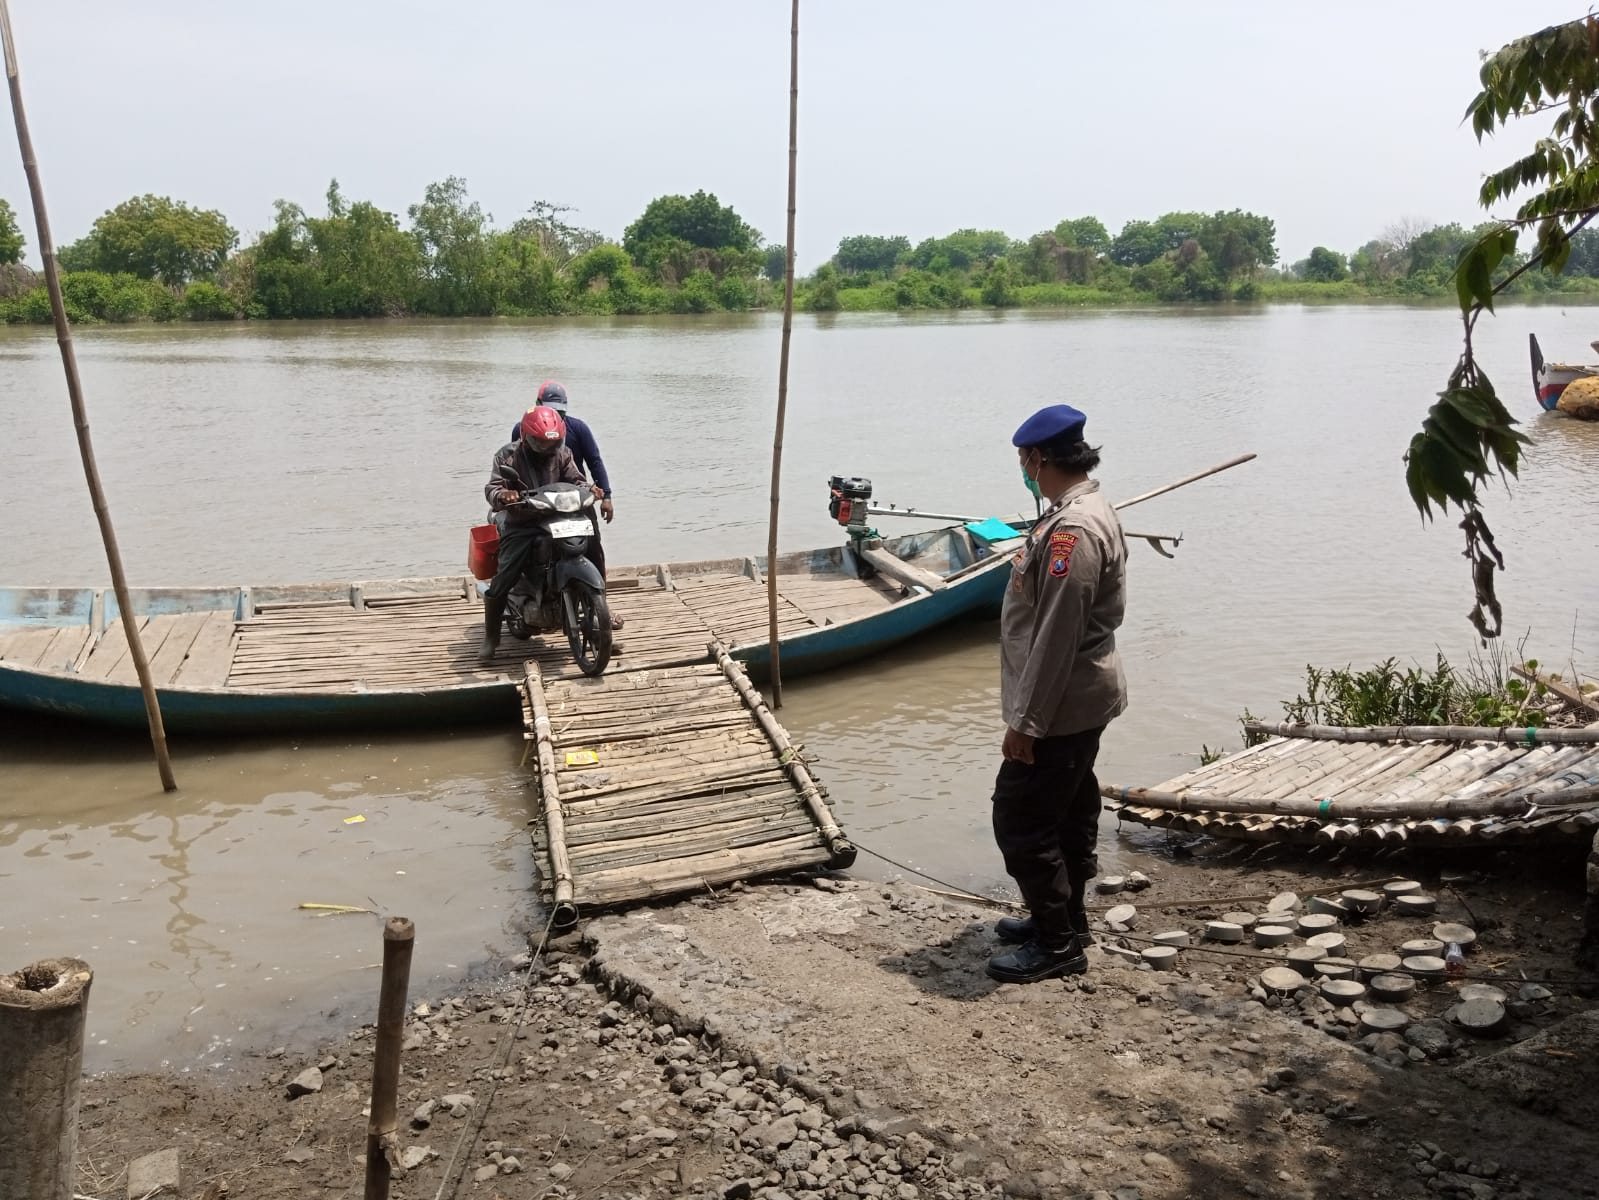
[{"x1": 433, "y1": 907, "x2": 560, "y2": 1200}]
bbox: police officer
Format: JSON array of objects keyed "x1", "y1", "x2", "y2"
[{"x1": 986, "y1": 403, "x2": 1128, "y2": 984}]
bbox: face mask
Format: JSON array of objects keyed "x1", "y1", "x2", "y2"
[{"x1": 1020, "y1": 455, "x2": 1043, "y2": 500}]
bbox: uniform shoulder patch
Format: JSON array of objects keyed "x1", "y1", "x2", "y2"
[{"x1": 1047, "y1": 528, "x2": 1078, "y2": 578}]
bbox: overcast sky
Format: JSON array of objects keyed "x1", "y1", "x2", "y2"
[{"x1": 0, "y1": 1, "x2": 1581, "y2": 270}]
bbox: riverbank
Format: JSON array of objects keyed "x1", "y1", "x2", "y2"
[
  {"x1": 8, "y1": 258, "x2": 1599, "y2": 326},
  {"x1": 75, "y1": 851, "x2": 1599, "y2": 1200}
]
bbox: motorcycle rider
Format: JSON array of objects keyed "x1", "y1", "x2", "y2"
[
  {"x1": 479, "y1": 405, "x2": 602, "y2": 665},
  {"x1": 511, "y1": 380, "x2": 622, "y2": 630}
]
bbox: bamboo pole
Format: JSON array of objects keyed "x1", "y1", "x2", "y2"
[
  {"x1": 1510, "y1": 665, "x2": 1599, "y2": 717},
  {"x1": 1103, "y1": 779, "x2": 1599, "y2": 819},
  {"x1": 0, "y1": 3, "x2": 175, "y2": 791},
  {"x1": 1113, "y1": 452, "x2": 1257, "y2": 511},
  {"x1": 765, "y1": 0, "x2": 800, "y2": 709},
  {"x1": 710, "y1": 640, "x2": 856, "y2": 866},
  {"x1": 0, "y1": 957, "x2": 93, "y2": 1200},
  {"x1": 525, "y1": 663, "x2": 578, "y2": 929},
  {"x1": 1244, "y1": 721, "x2": 1599, "y2": 746},
  {"x1": 363, "y1": 917, "x2": 414, "y2": 1200}
]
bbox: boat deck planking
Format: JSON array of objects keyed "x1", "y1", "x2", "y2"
[{"x1": 0, "y1": 568, "x2": 904, "y2": 697}]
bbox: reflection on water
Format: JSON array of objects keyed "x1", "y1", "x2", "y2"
[
  {"x1": 1, "y1": 306, "x2": 1595, "y2": 1069},
  {"x1": 0, "y1": 714, "x2": 533, "y2": 1070}
]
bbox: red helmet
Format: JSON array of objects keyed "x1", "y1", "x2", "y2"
[{"x1": 520, "y1": 405, "x2": 566, "y2": 453}]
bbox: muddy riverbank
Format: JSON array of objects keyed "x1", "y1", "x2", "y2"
[{"x1": 75, "y1": 848, "x2": 1599, "y2": 1200}]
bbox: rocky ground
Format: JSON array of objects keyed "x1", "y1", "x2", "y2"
[{"x1": 75, "y1": 848, "x2": 1599, "y2": 1200}]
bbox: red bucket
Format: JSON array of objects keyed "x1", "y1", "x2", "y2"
[{"x1": 468, "y1": 523, "x2": 500, "y2": 580}]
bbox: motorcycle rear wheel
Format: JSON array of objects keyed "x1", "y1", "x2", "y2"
[{"x1": 563, "y1": 584, "x2": 613, "y2": 677}]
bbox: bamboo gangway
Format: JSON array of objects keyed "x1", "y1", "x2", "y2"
[
  {"x1": 521, "y1": 643, "x2": 852, "y2": 922},
  {"x1": 1106, "y1": 726, "x2": 1599, "y2": 847}
]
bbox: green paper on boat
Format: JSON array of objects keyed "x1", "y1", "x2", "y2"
[{"x1": 966, "y1": 517, "x2": 1021, "y2": 542}]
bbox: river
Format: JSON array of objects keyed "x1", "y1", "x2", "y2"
[{"x1": 2, "y1": 305, "x2": 1596, "y2": 1070}]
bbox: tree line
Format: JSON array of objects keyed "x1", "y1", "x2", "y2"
[{"x1": 3, "y1": 185, "x2": 1598, "y2": 325}]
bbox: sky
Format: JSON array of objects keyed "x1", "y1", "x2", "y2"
[{"x1": 0, "y1": 1, "x2": 1584, "y2": 271}]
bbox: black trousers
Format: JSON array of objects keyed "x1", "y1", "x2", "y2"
[
  {"x1": 485, "y1": 518, "x2": 603, "y2": 603},
  {"x1": 991, "y1": 726, "x2": 1105, "y2": 948}
]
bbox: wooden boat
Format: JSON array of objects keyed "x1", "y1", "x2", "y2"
[
  {"x1": 0, "y1": 519, "x2": 1029, "y2": 734},
  {"x1": 1529, "y1": 333, "x2": 1599, "y2": 416}
]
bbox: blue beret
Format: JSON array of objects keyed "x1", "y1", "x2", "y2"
[{"x1": 1011, "y1": 404, "x2": 1087, "y2": 448}]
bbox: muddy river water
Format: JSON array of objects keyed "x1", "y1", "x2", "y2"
[{"x1": 2, "y1": 306, "x2": 1596, "y2": 1070}]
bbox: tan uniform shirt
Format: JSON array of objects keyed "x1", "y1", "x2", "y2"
[{"x1": 999, "y1": 479, "x2": 1129, "y2": 739}]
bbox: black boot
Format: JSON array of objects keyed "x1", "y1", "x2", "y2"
[
  {"x1": 994, "y1": 915, "x2": 1036, "y2": 944},
  {"x1": 478, "y1": 595, "x2": 506, "y2": 665},
  {"x1": 986, "y1": 936, "x2": 1088, "y2": 984}
]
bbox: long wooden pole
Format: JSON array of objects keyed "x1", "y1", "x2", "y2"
[
  {"x1": 1113, "y1": 451, "x2": 1257, "y2": 511},
  {"x1": 526, "y1": 663, "x2": 579, "y2": 930},
  {"x1": 0, "y1": 2, "x2": 175, "y2": 791},
  {"x1": 1244, "y1": 721, "x2": 1599, "y2": 746},
  {"x1": 765, "y1": 0, "x2": 799, "y2": 709},
  {"x1": 363, "y1": 917, "x2": 414, "y2": 1200},
  {"x1": 1104, "y1": 780, "x2": 1599, "y2": 819}
]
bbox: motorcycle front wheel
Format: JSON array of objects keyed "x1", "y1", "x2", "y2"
[{"x1": 562, "y1": 584, "x2": 613, "y2": 677}]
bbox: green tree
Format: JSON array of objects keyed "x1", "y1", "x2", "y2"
[
  {"x1": 81, "y1": 194, "x2": 236, "y2": 283},
  {"x1": 623, "y1": 191, "x2": 760, "y2": 265},
  {"x1": 1349, "y1": 238, "x2": 1401, "y2": 284},
  {"x1": 505, "y1": 200, "x2": 603, "y2": 269},
  {"x1": 1302, "y1": 246, "x2": 1349, "y2": 282},
  {"x1": 762, "y1": 244, "x2": 788, "y2": 281},
  {"x1": 408, "y1": 177, "x2": 497, "y2": 316},
  {"x1": 1197, "y1": 210, "x2": 1276, "y2": 279},
  {"x1": 806, "y1": 263, "x2": 841, "y2": 311},
  {"x1": 980, "y1": 257, "x2": 1020, "y2": 307},
  {"x1": 1054, "y1": 216, "x2": 1110, "y2": 256},
  {"x1": 0, "y1": 198, "x2": 23, "y2": 265},
  {"x1": 1410, "y1": 15, "x2": 1599, "y2": 638},
  {"x1": 906, "y1": 229, "x2": 1010, "y2": 272},
  {"x1": 1109, "y1": 220, "x2": 1165, "y2": 266},
  {"x1": 834, "y1": 234, "x2": 910, "y2": 273}
]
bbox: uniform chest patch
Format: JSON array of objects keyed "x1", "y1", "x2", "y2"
[{"x1": 1047, "y1": 530, "x2": 1078, "y2": 578}]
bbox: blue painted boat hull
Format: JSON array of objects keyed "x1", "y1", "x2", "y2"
[{"x1": 0, "y1": 524, "x2": 1024, "y2": 734}]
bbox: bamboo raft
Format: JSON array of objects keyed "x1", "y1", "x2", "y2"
[
  {"x1": 1106, "y1": 723, "x2": 1599, "y2": 846},
  {"x1": 521, "y1": 642, "x2": 855, "y2": 924}
]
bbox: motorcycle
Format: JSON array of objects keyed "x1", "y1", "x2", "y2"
[{"x1": 501, "y1": 481, "x2": 612, "y2": 677}]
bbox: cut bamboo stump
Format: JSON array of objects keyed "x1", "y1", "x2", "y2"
[
  {"x1": 0, "y1": 957, "x2": 93, "y2": 1200},
  {"x1": 364, "y1": 917, "x2": 414, "y2": 1200}
]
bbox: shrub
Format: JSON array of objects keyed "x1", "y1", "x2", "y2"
[{"x1": 183, "y1": 280, "x2": 237, "y2": 320}]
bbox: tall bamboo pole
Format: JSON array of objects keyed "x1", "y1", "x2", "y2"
[
  {"x1": 1, "y1": 1, "x2": 176, "y2": 790},
  {"x1": 765, "y1": 0, "x2": 799, "y2": 709}
]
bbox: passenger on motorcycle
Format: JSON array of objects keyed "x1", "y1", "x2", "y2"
[{"x1": 479, "y1": 405, "x2": 604, "y2": 664}]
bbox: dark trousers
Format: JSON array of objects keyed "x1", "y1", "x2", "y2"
[
  {"x1": 991, "y1": 726, "x2": 1105, "y2": 948},
  {"x1": 486, "y1": 517, "x2": 603, "y2": 602}
]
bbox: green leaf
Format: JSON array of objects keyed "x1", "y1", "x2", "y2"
[{"x1": 1441, "y1": 386, "x2": 1498, "y2": 427}]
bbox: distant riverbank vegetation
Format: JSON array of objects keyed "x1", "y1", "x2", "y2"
[{"x1": 3, "y1": 184, "x2": 1599, "y2": 324}]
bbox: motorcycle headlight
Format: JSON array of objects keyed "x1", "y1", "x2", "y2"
[{"x1": 552, "y1": 490, "x2": 582, "y2": 513}]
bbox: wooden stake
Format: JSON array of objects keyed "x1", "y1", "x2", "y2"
[
  {"x1": 765, "y1": 0, "x2": 799, "y2": 709},
  {"x1": 0, "y1": 957, "x2": 93, "y2": 1200},
  {"x1": 0, "y1": 2, "x2": 175, "y2": 791},
  {"x1": 363, "y1": 917, "x2": 414, "y2": 1200}
]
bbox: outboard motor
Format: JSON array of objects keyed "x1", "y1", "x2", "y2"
[{"x1": 828, "y1": 475, "x2": 874, "y2": 541}]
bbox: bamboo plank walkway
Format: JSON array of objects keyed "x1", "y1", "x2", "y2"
[
  {"x1": 521, "y1": 644, "x2": 855, "y2": 920},
  {"x1": 1107, "y1": 727, "x2": 1599, "y2": 847}
]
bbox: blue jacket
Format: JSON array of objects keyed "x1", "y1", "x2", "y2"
[{"x1": 510, "y1": 413, "x2": 612, "y2": 497}]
